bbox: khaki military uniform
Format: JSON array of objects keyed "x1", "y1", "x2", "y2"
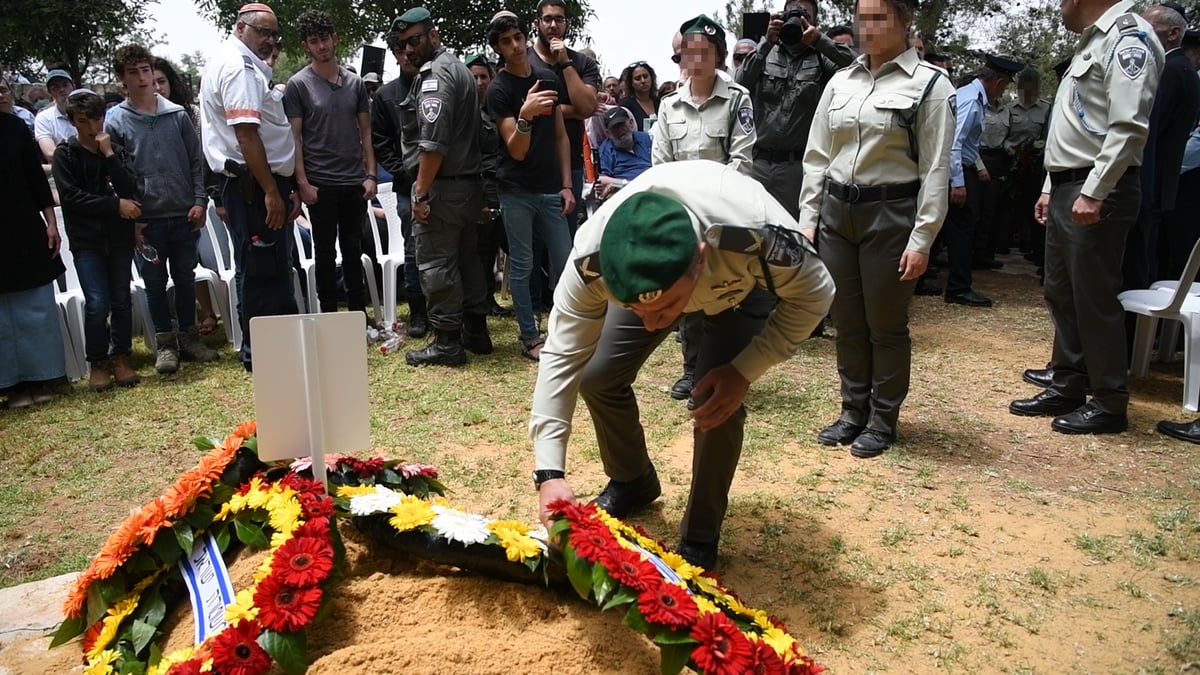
[
  {"x1": 652, "y1": 76, "x2": 756, "y2": 176},
  {"x1": 531, "y1": 160, "x2": 834, "y2": 544},
  {"x1": 1005, "y1": 98, "x2": 1051, "y2": 255},
  {"x1": 737, "y1": 34, "x2": 855, "y2": 218},
  {"x1": 798, "y1": 47, "x2": 955, "y2": 437},
  {"x1": 1040, "y1": 0, "x2": 1162, "y2": 415},
  {"x1": 977, "y1": 100, "x2": 1012, "y2": 257}
]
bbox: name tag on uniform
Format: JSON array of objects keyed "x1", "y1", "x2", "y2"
[{"x1": 421, "y1": 79, "x2": 440, "y2": 93}]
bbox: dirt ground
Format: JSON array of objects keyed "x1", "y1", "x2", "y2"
[{"x1": 2, "y1": 258, "x2": 1199, "y2": 674}]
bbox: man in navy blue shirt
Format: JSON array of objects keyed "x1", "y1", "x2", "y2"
[{"x1": 597, "y1": 106, "x2": 651, "y2": 199}]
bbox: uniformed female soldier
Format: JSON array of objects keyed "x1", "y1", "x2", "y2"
[
  {"x1": 797, "y1": 0, "x2": 955, "y2": 458},
  {"x1": 653, "y1": 14, "x2": 758, "y2": 401}
]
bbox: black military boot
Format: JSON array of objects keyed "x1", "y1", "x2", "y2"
[
  {"x1": 405, "y1": 329, "x2": 467, "y2": 367},
  {"x1": 406, "y1": 294, "x2": 429, "y2": 339},
  {"x1": 462, "y1": 313, "x2": 494, "y2": 355}
]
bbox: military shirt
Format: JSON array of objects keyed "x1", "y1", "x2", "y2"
[
  {"x1": 980, "y1": 100, "x2": 1009, "y2": 150},
  {"x1": 1043, "y1": 0, "x2": 1163, "y2": 199},
  {"x1": 798, "y1": 48, "x2": 956, "y2": 253},
  {"x1": 411, "y1": 45, "x2": 481, "y2": 176},
  {"x1": 735, "y1": 34, "x2": 856, "y2": 152},
  {"x1": 530, "y1": 160, "x2": 835, "y2": 472},
  {"x1": 651, "y1": 76, "x2": 756, "y2": 175},
  {"x1": 1004, "y1": 98, "x2": 1051, "y2": 152},
  {"x1": 950, "y1": 78, "x2": 987, "y2": 187}
]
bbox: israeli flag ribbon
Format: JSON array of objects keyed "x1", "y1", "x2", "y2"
[{"x1": 178, "y1": 532, "x2": 235, "y2": 644}]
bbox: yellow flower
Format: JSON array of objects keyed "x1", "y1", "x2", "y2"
[
  {"x1": 487, "y1": 520, "x2": 532, "y2": 535},
  {"x1": 492, "y1": 526, "x2": 543, "y2": 563},
  {"x1": 760, "y1": 626, "x2": 797, "y2": 656},
  {"x1": 751, "y1": 610, "x2": 773, "y2": 632},
  {"x1": 690, "y1": 574, "x2": 723, "y2": 597},
  {"x1": 84, "y1": 649, "x2": 120, "y2": 675},
  {"x1": 225, "y1": 587, "x2": 259, "y2": 624},
  {"x1": 147, "y1": 646, "x2": 196, "y2": 675},
  {"x1": 693, "y1": 596, "x2": 720, "y2": 616},
  {"x1": 86, "y1": 614, "x2": 123, "y2": 660},
  {"x1": 337, "y1": 484, "x2": 377, "y2": 498},
  {"x1": 389, "y1": 496, "x2": 436, "y2": 532},
  {"x1": 670, "y1": 559, "x2": 704, "y2": 582}
]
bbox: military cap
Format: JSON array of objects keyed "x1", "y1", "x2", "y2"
[
  {"x1": 46, "y1": 69, "x2": 73, "y2": 85},
  {"x1": 362, "y1": 72, "x2": 380, "y2": 84},
  {"x1": 393, "y1": 7, "x2": 432, "y2": 32},
  {"x1": 463, "y1": 53, "x2": 489, "y2": 69},
  {"x1": 985, "y1": 54, "x2": 1025, "y2": 77},
  {"x1": 599, "y1": 192, "x2": 699, "y2": 305},
  {"x1": 679, "y1": 15, "x2": 725, "y2": 47}
]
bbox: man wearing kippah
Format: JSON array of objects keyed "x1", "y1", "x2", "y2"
[{"x1": 530, "y1": 159, "x2": 834, "y2": 569}]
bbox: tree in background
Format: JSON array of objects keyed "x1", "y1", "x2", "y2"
[{"x1": 0, "y1": 0, "x2": 151, "y2": 84}]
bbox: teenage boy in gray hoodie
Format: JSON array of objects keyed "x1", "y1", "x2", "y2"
[{"x1": 106, "y1": 43, "x2": 219, "y2": 373}]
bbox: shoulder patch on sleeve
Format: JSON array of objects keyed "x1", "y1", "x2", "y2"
[
  {"x1": 241, "y1": 55, "x2": 255, "y2": 70},
  {"x1": 421, "y1": 78, "x2": 439, "y2": 93},
  {"x1": 705, "y1": 224, "x2": 765, "y2": 254},
  {"x1": 1116, "y1": 14, "x2": 1138, "y2": 31},
  {"x1": 948, "y1": 93, "x2": 957, "y2": 117},
  {"x1": 575, "y1": 252, "x2": 603, "y2": 283},
  {"x1": 738, "y1": 105, "x2": 755, "y2": 134},
  {"x1": 760, "y1": 225, "x2": 812, "y2": 267},
  {"x1": 1116, "y1": 44, "x2": 1150, "y2": 79},
  {"x1": 420, "y1": 98, "x2": 443, "y2": 123}
]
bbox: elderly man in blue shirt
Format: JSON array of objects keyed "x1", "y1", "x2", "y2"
[
  {"x1": 943, "y1": 55, "x2": 1024, "y2": 308},
  {"x1": 597, "y1": 106, "x2": 652, "y2": 199}
]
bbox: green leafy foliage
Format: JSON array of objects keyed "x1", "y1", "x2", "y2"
[
  {"x1": 233, "y1": 517, "x2": 270, "y2": 549},
  {"x1": 659, "y1": 642, "x2": 693, "y2": 675},
  {"x1": 259, "y1": 628, "x2": 308, "y2": 675}
]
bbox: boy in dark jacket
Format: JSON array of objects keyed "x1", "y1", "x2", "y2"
[{"x1": 51, "y1": 90, "x2": 143, "y2": 392}]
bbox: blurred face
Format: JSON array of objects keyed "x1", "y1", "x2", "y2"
[
  {"x1": 0, "y1": 81, "x2": 13, "y2": 112},
  {"x1": 537, "y1": 4, "x2": 568, "y2": 43},
  {"x1": 832, "y1": 32, "x2": 855, "y2": 47},
  {"x1": 1060, "y1": 0, "x2": 1084, "y2": 33},
  {"x1": 604, "y1": 77, "x2": 619, "y2": 98},
  {"x1": 399, "y1": 24, "x2": 436, "y2": 68},
  {"x1": 238, "y1": 13, "x2": 281, "y2": 60},
  {"x1": 469, "y1": 64, "x2": 492, "y2": 100},
  {"x1": 266, "y1": 44, "x2": 282, "y2": 68},
  {"x1": 857, "y1": 0, "x2": 909, "y2": 56},
  {"x1": 120, "y1": 62, "x2": 154, "y2": 96},
  {"x1": 47, "y1": 78, "x2": 73, "y2": 105},
  {"x1": 983, "y1": 75, "x2": 1013, "y2": 103},
  {"x1": 681, "y1": 34, "x2": 719, "y2": 78},
  {"x1": 626, "y1": 248, "x2": 704, "y2": 331},
  {"x1": 70, "y1": 112, "x2": 104, "y2": 143},
  {"x1": 733, "y1": 43, "x2": 754, "y2": 68},
  {"x1": 301, "y1": 32, "x2": 337, "y2": 63},
  {"x1": 606, "y1": 118, "x2": 634, "y2": 149},
  {"x1": 632, "y1": 66, "x2": 651, "y2": 94},
  {"x1": 1019, "y1": 78, "x2": 1038, "y2": 101},
  {"x1": 494, "y1": 27, "x2": 528, "y2": 66},
  {"x1": 153, "y1": 69, "x2": 171, "y2": 99},
  {"x1": 392, "y1": 48, "x2": 418, "y2": 76}
]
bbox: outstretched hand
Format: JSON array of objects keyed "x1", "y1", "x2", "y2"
[
  {"x1": 689, "y1": 364, "x2": 750, "y2": 432},
  {"x1": 538, "y1": 479, "x2": 576, "y2": 530}
]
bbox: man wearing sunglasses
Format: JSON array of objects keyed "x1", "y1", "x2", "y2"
[
  {"x1": 735, "y1": 0, "x2": 853, "y2": 220},
  {"x1": 199, "y1": 2, "x2": 300, "y2": 372},
  {"x1": 529, "y1": 0, "x2": 600, "y2": 236},
  {"x1": 392, "y1": 6, "x2": 493, "y2": 368}
]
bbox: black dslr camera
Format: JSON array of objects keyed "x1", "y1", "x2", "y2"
[{"x1": 779, "y1": 7, "x2": 812, "y2": 46}]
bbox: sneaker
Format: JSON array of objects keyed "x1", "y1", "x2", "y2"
[
  {"x1": 29, "y1": 384, "x2": 55, "y2": 404},
  {"x1": 155, "y1": 332, "x2": 180, "y2": 374},
  {"x1": 88, "y1": 360, "x2": 114, "y2": 392},
  {"x1": 110, "y1": 354, "x2": 141, "y2": 387},
  {"x1": 179, "y1": 327, "x2": 219, "y2": 362},
  {"x1": 5, "y1": 391, "x2": 33, "y2": 409}
]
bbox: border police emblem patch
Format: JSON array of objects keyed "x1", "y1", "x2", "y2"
[
  {"x1": 947, "y1": 93, "x2": 957, "y2": 117},
  {"x1": 421, "y1": 98, "x2": 443, "y2": 123},
  {"x1": 738, "y1": 106, "x2": 754, "y2": 134},
  {"x1": 1117, "y1": 45, "x2": 1148, "y2": 79}
]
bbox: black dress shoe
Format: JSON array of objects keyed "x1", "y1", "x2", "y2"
[
  {"x1": 1022, "y1": 368, "x2": 1053, "y2": 388},
  {"x1": 944, "y1": 290, "x2": 993, "y2": 307},
  {"x1": 850, "y1": 429, "x2": 893, "y2": 459},
  {"x1": 1009, "y1": 390, "x2": 1086, "y2": 417},
  {"x1": 914, "y1": 280, "x2": 942, "y2": 296},
  {"x1": 676, "y1": 538, "x2": 719, "y2": 570},
  {"x1": 817, "y1": 419, "x2": 864, "y2": 446},
  {"x1": 1156, "y1": 419, "x2": 1200, "y2": 444},
  {"x1": 971, "y1": 258, "x2": 1004, "y2": 270},
  {"x1": 1052, "y1": 403, "x2": 1128, "y2": 435},
  {"x1": 670, "y1": 374, "x2": 694, "y2": 400},
  {"x1": 591, "y1": 466, "x2": 662, "y2": 518}
]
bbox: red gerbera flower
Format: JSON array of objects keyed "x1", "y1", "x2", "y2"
[
  {"x1": 637, "y1": 580, "x2": 699, "y2": 629},
  {"x1": 254, "y1": 575, "x2": 323, "y2": 632},
  {"x1": 274, "y1": 535, "x2": 334, "y2": 586},
  {"x1": 281, "y1": 474, "x2": 325, "y2": 498},
  {"x1": 81, "y1": 619, "x2": 104, "y2": 657},
  {"x1": 293, "y1": 516, "x2": 330, "y2": 539},
  {"x1": 209, "y1": 620, "x2": 270, "y2": 675},
  {"x1": 567, "y1": 522, "x2": 617, "y2": 562},
  {"x1": 600, "y1": 547, "x2": 662, "y2": 592},
  {"x1": 690, "y1": 612, "x2": 754, "y2": 675},
  {"x1": 298, "y1": 491, "x2": 335, "y2": 519},
  {"x1": 165, "y1": 658, "x2": 205, "y2": 675},
  {"x1": 788, "y1": 655, "x2": 825, "y2": 675},
  {"x1": 748, "y1": 638, "x2": 788, "y2": 675}
]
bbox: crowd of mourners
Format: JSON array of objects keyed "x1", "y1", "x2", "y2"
[{"x1": 2, "y1": 0, "x2": 1198, "y2": 566}]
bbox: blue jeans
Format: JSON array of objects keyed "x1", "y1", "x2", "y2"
[
  {"x1": 74, "y1": 248, "x2": 135, "y2": 363},
  {"x1": 498, "y1": 192, "x2": 572, "y2": 340},
  {"x1": 140, "y1": 216, "x2": 200, "y2": 333}
]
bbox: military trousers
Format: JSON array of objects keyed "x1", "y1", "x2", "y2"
[
  {"x1": 413, "y1": 177, "x2": 488, "y2": 331},
  {"x1": 944, "y1": 166, "x2": 983, "y2": 296},
  {"x1": 819, "y1": 193, "x2": 919, "y2": 437},
  {"x1": 579, "y1": 288, "x2": 775, "y2": 545},
  {"x1": 1044, "y1": 172, "x2": 1139, "y2": 414},
  {"x1": 751, "y1": 156, "x2": 803, "y2": 220}
]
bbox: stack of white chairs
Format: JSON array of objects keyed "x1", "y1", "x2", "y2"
[
  {"x1": 52, "y1": 207, "x2": 86, "y2": 382},
  {"x1": 371, "y1": 183, "x2": 406, "y2": 326},
  {"x1": 1119, "y1": 237, "x2": 1200, "y2": 411},
  {"x1": 203, "y1": 204, "x2": 238, "y2": 347},
  {"x1": 129, "y1": 220, "x2": 227, "y2": 352}
]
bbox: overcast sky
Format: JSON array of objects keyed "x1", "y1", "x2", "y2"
[{"x1": 150, "y1": 0, "x2": 742, "y2": 83}]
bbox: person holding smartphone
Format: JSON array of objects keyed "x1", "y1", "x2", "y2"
[{"x1": 485, "y1": 10, "x2": 575, "y2": 362}]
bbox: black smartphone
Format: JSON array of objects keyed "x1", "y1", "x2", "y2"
[{"x1": 537, "y1": 79, "x2": 557, "y2": 93}]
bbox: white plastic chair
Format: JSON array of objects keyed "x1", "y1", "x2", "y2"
[
  {"x1": 203, "y1": 204, "x2": 239, "y2": 347},
  {"x1": 52, "y1": 207, "x2": 85, "y2": 381},
  {"x1": 1119, "y1": 237, "x2": 1200, "y2": 411},
  {"x1": 130, "y1": 221, "x2": 227, "y2": 352},
  {"x1": 372, "y1": 182, "x2": 406, "y2": 326}
]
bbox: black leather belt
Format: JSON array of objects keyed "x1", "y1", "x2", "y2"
[
  {"x1": 755, "y1": 148, "x2": 803, "y2": 163},
  {"x1": 1049, "y1": 165, "x2": 1138, "y2": 186},
  {"x1": 826, "y1": 180, "x2": 920, "y2": 204}
]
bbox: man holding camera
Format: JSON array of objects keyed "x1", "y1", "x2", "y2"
[{"x1": 736, "y1": 0, "x2": 854, "y2": 219}]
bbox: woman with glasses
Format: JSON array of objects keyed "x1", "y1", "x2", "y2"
[
  {"x1": 651, "y1": 14, "x2": 757, "y2": 402},
  {"x1": 618, "y1": 61, "x2": 660, "y2": 132},
  {"x1": 799, "y1": 0, "x2": 954, "y2": 458},
  {"x1": 0, "y1": 76, "x2": 35, "y2": 132}
]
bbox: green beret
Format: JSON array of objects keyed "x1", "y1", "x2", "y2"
[
  {"x1": 393, "y1": 6, "x2": 431, "y2": 32},
  {"x1": 463, "y1": 53, "x2": 489, "y2": 69},
  {"x1": 600, "y1": 192, "x2": 699, "y2": 305},
  {"x1": 679, "y1": 14, "x2": 725, "y2": 46}
]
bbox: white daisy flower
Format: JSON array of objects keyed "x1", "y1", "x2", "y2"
[
  {"x1": 430, "y1": 505, "x2": 492, "y2": 546},
  {"x1": 348, "y1": 485, "x2": 403, "y2": 516}
]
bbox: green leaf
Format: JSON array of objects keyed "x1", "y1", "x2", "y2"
[
  {"x1": 601, "y1": 586, "x2": 638, "y2": 611},
  {"x1": 233, "y1": 519, "x2": 270, "y2": 548},
  {"x1": 548, "y1": 517, "x2": 571, "y2": 543},
  {"x1": 149, "y1": 529, "x2": 184, "y2": 566},
  {"x1": 622, "y1": 603, "x2": 651, "y2": 633},
  {"x1": 591, "y1": 562, "x2": 616, "y2": 607},
  {"x1": 184, "y1": 503, "x2": 217, "y2": 529},
  {"x1": 210, "y1": 483, "x2": 235, "y2": 506},
  {"x1": 563, "y1": 545, "x2": 594, "y2": 601},
  {"x1": 96, "y1": 575, "x2": 127, "y2": 604},
  {"x1": 123, "y1": 550, "x2": 159, "y2": 576},
  {"x1": 242, "y1": 436, "x2": 258, "y2": 453},
  {"x1": 213, "y1": 522, "x2": 232, "y2": 552},
  {"x1": 659, "y1": 641, "x2": 693, "y2": 675},
  {"x1": 133, "y1": 581, "x2": 167, "y2": 627},
  {"x1": 193, "y1": 435, "x2": 222, "y2": 451},
  {"x1": 86, "y1": 581, "x2": 109, "y2": 625},
  {"x1": 130, "y1": 618, "x2": 156, "y2": 654},
  {"x1": 258, "y1": 629, "x2": 308, "y2": 675},
  {"x1": 651, "y1": 630, "x2": 697, "y2": 646},
  {"x1": 173, "y1": 522, "x2": 195, "y2": 553},
  {"x1": 48, "y1": 615, "x2": 86, "y2": 648}
]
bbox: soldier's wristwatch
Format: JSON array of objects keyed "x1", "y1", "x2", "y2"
[
  {"x1": 533, "y1": 469, "x2": 565, "y2": 489},
  {"x1": 516, "y1": 118, "x2": 532, "y2": 135}
]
